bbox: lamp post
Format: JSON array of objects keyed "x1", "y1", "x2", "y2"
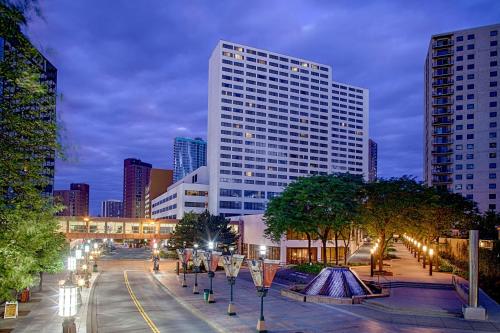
[
  {"x1": 422, "y1": 245, "x2": 427, "y2": 269},
  {"x1": 248, "y1": 245, "x2": 280, "y2": 333},
  {"x1": 176, "y1": 242, "x2": 191, "y2": 287},
  {"x1": 417, "y1": 242, "x2": 421, "y2": 262},
  {"x1": 92, "y1": 243, "x2": 99, "y2": 272},
  {"x1": 192, "y1": 244, "x2": 202, "y2": 294},
  {"x1": 59, "y1": 280, "x2": 78, "y2": 333},
  {"x1": 370, "y1": 248, "x2": 375, "y2": 277},
  {"x1": 222, "y1": 246, "x2": 245, "y2": 316},
  {"x1": 152, "y1": 242, "x2": 160, "y2": 272},
  {"x1": 200, "y1": 242, "x2": 221, "y2": 303},
  {"x1": 428, "y1": 248, "x2": 434, "y2": 276}
]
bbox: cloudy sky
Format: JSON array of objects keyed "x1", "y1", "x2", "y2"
[{"x1": 26, "y1": 0, "x2": 500, "y2": 215}]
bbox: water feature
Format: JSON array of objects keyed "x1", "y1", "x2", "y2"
[{"x1": 301, "y1": 267, "x2": 371, "y2": 298}]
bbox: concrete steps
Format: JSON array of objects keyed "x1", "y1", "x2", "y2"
[
  {"x1": 362, "y1": 298, "x2": 462, "y2": 318},
  {"x1": 378, "y1": 281, "x2": 454, "y2": 290}
]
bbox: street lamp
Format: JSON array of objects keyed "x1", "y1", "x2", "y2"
[
  {"x1": 200, "y1": 242, "x2": 221, "y2": 303},
  {"x1": 428, "y1": 248, "x2": 434, "y2": 276},
  {"x1": 152, "y1": 242, "x2": 160, "y2": 273},
  {"x1": 422, "y1": 245, "x2": 427, "y2": 268},
  {"x1": 192, "y1": 244, "x2": 202, "y2": 294},
  {"x1": 417, "y1": 242, "x2": 421, "y2": 262},
  {"x1": 222, "y1": 246, "x2": 245, "y2": 316},
  {"x1": 176, "y1": 242, "x2": 191, "y2": 287},
  {"x1": 370, "y1": 248, "x2": 375, "y2": 277},
  {"x1": 248, "y1": 245, "x2": 280, "y2": 333},
  {"x1": 58, "y1": 280, "x2": 78, "y2": 333}
]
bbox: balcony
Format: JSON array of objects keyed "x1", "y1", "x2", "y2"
[
  {"x1": 432, "y1": 68, "x2": 454, "y2": 77},
  {"x1": 432, "y1": 98, "x2": 453, "y2": 106},
  {"x1": 432, "y1": 78, "x2": 454, "y2": 87},
  {"x1": 432, "y1": 108, "x2": 453, "y2": 116},
  {"x1": 432, "y1": 39, "x2": 454, "y2": 49},
  {"x1": 432, "y1": 117, "x2": 453, "y2": 126},
  {"x1": 432, "y1": 138, "x2": 453, "y2": 145},
  {"x1": 432, "y1": 157, "x2": 453, "y2": 165},
  {"x1": 432, "y1": 49, "x2": 454, "y2": 58},
  {"x1": 432, "y1": 88, "x2": 454, "y2": 97},
  {"x1": 432, "y1": 59, "x2": 454, "y2": 68},
  {"x1": 432, "y1": 128, "x2": 453, "y2": 136},
  {"x1": 432, "y1": 147, "x2": 453, "y2": 154},
  {"x1": 432, "y1": 176, "x2": 453, "y2": 184},
  {"x1": 432, "y1": 167, "x2": 453, "y2": 174}
]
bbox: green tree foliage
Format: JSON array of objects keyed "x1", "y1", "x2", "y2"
[
  {"x1": 265, "y1": 174, "x2": 362, "y2": 266},
  {"x1": 0, "y1": 1, "x2": 65, "y2": 300},
  {"x1": 169, "y1": 211, "x2": 238, "y2": 250},
  {"x1": 360, "y1": 177, "x2": 422, "y2": 271},
  {"x1": 476, "y1": 211, "x2": 500, "y2": 240}
]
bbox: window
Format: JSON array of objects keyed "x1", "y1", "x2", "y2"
[
  {"x1": 456, "y1": 36, "x2": 464, "y2": 42},
  {"x1": 467, "y1": 34, "x2": 475, "y2": 40},
  {"x1": 490, "y1": 163, "x2": 497, "y2": 169},
  {"x1": 220, "y1": 189, "x2": 242, "y2": 197},
  {"x1": 219, "y1": 201, "x2": 241, "y2": 209},
  {"x1": 466, "y1": 184, "x2": 474, "y2": 190},
  {"x1": 467, "y1": 44, "x2": 474, "y2": 50},
  {"x1": 489, "y1": 184, "x2": 497, "y2": 189},
  {"x1": 244, "y1": 202, "x2": 265, "y2": 210},
  {"x1": 455, "y1": 184, "x2": 463, "y2": 190},
  {"x1": 491, "y1": 30, "x2": 498, "y2": 36},
  {"x1": 489, "y1": 173, "x2": 497, "y2": 179}
]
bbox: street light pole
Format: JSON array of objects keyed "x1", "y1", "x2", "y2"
[
  {"x1": 428, "y1": 248, "x2": 434, "y2": 276},
  {"x1": 192, "y1": 244, "x2": 201, "y2": 294},
  {"x1": 422, "y1": 245, "x2": 427, "y2": 269},
  {"x1": 222, "y1": 246, "x2": 244, "y2": 316},
  {"x1": 370, "y1": 248, "x2": 374, "y2": 277}
]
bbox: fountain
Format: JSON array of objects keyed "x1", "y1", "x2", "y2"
[
  {"x1": 301, "y1": 267, "x2": 370, "y2": 297},
  {"x1": 281, "y1": 267, "x2": 377, "y2": 304}
]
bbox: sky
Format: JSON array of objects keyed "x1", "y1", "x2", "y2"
[{"x1": 25, "y1": 0, "x2": 500, "y2": 215}]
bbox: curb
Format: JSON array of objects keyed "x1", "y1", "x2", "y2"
[
  {"x1": 86, "y1": 273, "x2": 101, "y2": 333},
  {"x1": 362, "y1": 299, "x2": 462, "y2": 318}
]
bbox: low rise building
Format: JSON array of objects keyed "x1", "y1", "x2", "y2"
[
  {"x1": 231, "y1": 214, "x2": 362, "y2": 265},
  {"x1": 151, "y1": 166, "x2": 209, "y2": 219}
]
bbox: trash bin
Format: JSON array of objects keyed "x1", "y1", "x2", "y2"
[
  {"x1": 19, "y1": 288, "x2": 30, "y2": 303},
  {"x1": 203, "y1": 289, "x2": 210, "y2": 302}
]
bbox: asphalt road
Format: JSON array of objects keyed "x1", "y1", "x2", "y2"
[{"x1": 90, "y1": 259, "x2": 218, "y2": 333}]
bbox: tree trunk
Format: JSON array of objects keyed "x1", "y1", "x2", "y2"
[
  {"x1": 378, "y1": 230, "x2": 385, "y2": 272},
  {"x1": 334, "y1": 232, "x2": 339, "y2": 265},
  {"x1": 38, "y1": 271, "x2": 43, "y2": 292},
  {"x1": 322, "y1": 238, "x2": 328, "y2": 266},
  {"x1": 306, "y1": 233, "x2": 312, "y2": 264}
]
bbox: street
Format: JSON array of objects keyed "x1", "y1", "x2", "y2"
[{"x1": 89, "y1": 251, "x2": 218, "y2": 333}]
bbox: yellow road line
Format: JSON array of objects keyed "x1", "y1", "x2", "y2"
[{"x1": 124, "y1": 271, "x2": 160, "y2": 333}]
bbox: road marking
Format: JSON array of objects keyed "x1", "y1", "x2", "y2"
[{"x1": 124, "y1": 271, "x2": 160, "y2": 333}]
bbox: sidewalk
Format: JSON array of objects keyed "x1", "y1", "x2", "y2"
[
  {"x1": 351, "y1": 242, "x2": 500, "y2": 324},
  {"x1": 153, "y1": 263, "x2": 500, "y2": 332},
  {"x1": 0, "y1": 272, "x2": 97, "y2": 332}
]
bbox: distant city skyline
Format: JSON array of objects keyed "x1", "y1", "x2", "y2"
[{"x1": 29, "y1": 1, "x2": 500, "y2": 214}]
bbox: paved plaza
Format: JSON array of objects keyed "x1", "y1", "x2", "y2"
[{"x1": 1, "y1": 247, "x2": 499, "y2": 332}]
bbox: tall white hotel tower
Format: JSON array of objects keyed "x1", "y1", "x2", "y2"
[{"x1": 208, "y1": 41, "x2": 369, "y2": 217}]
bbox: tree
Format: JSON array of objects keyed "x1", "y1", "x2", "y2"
[
  {"x1": 477, "y1": 211, "x2": 500, "y2": 240},
  {"x1": 360, "y1": 177, "x2": 421, "y2": 271},
  {"x1": 264, "y1": 174, "x2": 361, "y2": 266},
  {"x1": 169, "y1": 210, "x2": 238, "y2": 250},
  {"x1": 264, "y1": 181, "x2": 318, "y2": 264},
  {"x1": 0, "y1": 2, "x2": 66, "y2": 300}
]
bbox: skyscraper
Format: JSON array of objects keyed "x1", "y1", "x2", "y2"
[
  {"x1": 54, "y1": 183, "x2": 89, "y2": 216},
  {"x1": 1, "y1": 30, "x2": 57, "y2": 196},
  {"x1": 101, "y1": 200, "x2": 123, "y2": 217},
  {"x1": 368, "y1": 139, "x2": 378, "y2": 182},
  {"x1": 144, "y1": 168, "x2": 174, "y2": 218},
  {"x1": 424, "y1": 24, "x2": 500, "y2": 212},
  {"x1": 122, "y1": 158, "x2": 152, "y2": 218},
  {"x1": 207, "y1": 41, "x2": 369, "y2": 217},
  {"x1": 173, "y1": 137, "x2": 207, "y2": 182}
]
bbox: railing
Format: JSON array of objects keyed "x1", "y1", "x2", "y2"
[
  {"x1": 432, "y1": 108, "x2": 453, "y2": 115},
  {"x1": 432, "y1": 60, "x2": 454, "y2": 67},
  {"x1": 432, "y1": 147, "x2": 453, "y2": 154},
  {"x1": 432, "y1": 118, "x2": 453, "y2": 125},
  {"x1": 432, "y1": 50, "x2": 454, "y2": 58},
  {"x1": 432, "y1": 40, "x2": 454, "y2": 48},
  {"x1": 432, "y1": 168, "x2": 453, "y2": 174},
  {"x1": 432, "y1": 89, "x2": 454, "y2": 97},
  {"x1": 432, "y1": 79, "x2": 454, "y2": 87},
  {"x1": 432, "y1": 158, "x2": 453, "y2": 164},
  {"x1": 432, "y1": 69, "x2": 454, "y2": 77}
]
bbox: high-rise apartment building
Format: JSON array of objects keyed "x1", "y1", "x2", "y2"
[
  {"x1": 1, "y1": 32, "x2": 57, "y2": 196},
  {"x1": 173, "y1": 137, "x2": 207, "y2": 182},
  {"x1": 144, "y1": 168, "x2": 174, "y2": 218},
  {"x1": 368, "y1": 139, "x2": 378, "y2": 182},
  {"x1": 424, "y1": 24, "x2": 500, "y2": 212},
  {"x1": 54, "y1": 183, "x2": 89, "y2": 216},
  {"x1": 101, "y1": 200, "x2": 123, "y2": 217},
  {"x1": 122, "y1": 158, "x2": 152, "y2": 218},
  {"x1": 207, "y1": 41, "x2": 369, "y2": 216}
]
